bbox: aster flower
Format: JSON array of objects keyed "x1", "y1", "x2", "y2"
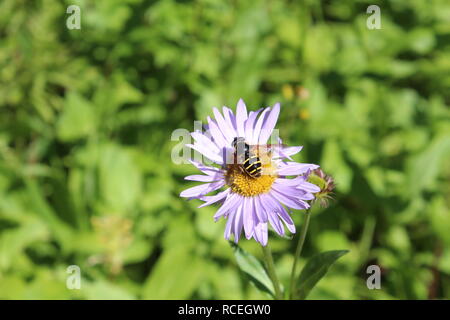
[{"x1": 180, "y1": 99, "x2": 320, "y2": 246}]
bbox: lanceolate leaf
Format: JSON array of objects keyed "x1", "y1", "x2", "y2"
[
  {"x1": 230, "y1": 242, "x2": 275, "y2": 298},
  {"x1": 295, "y1": 250, "x2": 349, "y2": 300}
]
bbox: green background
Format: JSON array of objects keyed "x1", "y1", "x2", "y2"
[{"x1": 0, "y1": 0, "x2": 449, "y2": 299}]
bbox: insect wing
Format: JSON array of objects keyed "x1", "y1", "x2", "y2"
[{"x1": 264, "y1": 143, "x2": 288, "y2": 158}]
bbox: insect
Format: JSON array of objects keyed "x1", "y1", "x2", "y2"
[
  {"x1": 231, "y1": 137, "x2": 262, "y2": 178},
  {"x1": 231, "y1": 137, "x2": 285, "y2": 178}
]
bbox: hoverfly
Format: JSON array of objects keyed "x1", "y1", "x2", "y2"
[{"x1": 231, "y1": 137, "x2": 285, "y2": 178}]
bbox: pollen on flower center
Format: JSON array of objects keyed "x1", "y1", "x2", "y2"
[{"x1": 225, "y1": 164, "x2": 277, "y2": 197}]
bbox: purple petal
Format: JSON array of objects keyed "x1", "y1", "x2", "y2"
[
  {"x1": 297, "y1": 181, "x2": 321, "y2": 193},
  {"x1": 275, "y1": 145, "x2": 303, "y2": 160},
  {"x1": 198, "y1": 188, "x2": 230, "y2": 208},
  {"x1": 274, "y1": 176, "x2": 305, "y2": 187},
  {"x1": 258, "y1": 194, "x2": 285, "y2": 236},
  {"x1": 254, "y1": 194, "x2": 268, "y2": 222},
  {"x1": 253, "y1": 222, "x2": 263, "y2": 244},
  {"x1": 191, "y1": 132, "x2": 220, "y2": 154},
  {"x1": 243, "y1": 197, "x2": 255, "y2": 239},
  {"x1": 213, "y1": 193, "x2": 241, "y2": 221},
  {"x1": 277, "y1": 163, "x2": 319, "y2": 176},
  {"x1": 233, "y1": 204, "x2": 244, "y2": 243},
  {"x1": 272, "y1": 182, "x2": 306, "y2": 196},
  {"x1": 184, "y1": 174, "x2": 223, "y2": 182},
  {"x1": 251, "y1": 107, "x2": 271, "y2": 144},
  {"x1": 272, "y1": 183, "x2": 314, "y2": 200},
  {"x1": 276, "y1": 207, "x2": 296, "y2": 233},
  {"x1": 224, "y1": 209, "x2": 236, "y2": 240},
  {"x1": 180, "y1": 180, "x2": 225, "y2": 198},
  {"x1": 265, "y1": 192, "x2": 296, "y2": 233},
  {"x1": 222, "y1": 107, "x2": 237, "y2": 136},
  {"x1": 244, "y1": 109, "x2": 262, "y2": 143},
  {"x1": 207, "y1": 117, "x2": 228, "y2": 149},
  {"x1": 270, "y1": 187, "x2": 309, "y2": 210},
  {"x1": 187, "y1": 143, "x2": 223, "y2": 164},
  {"x1": 188, "y1": 160, "x2": 223, "y2": 176},
  {"x1": 297, "y1": 191, "x2": 315, "y2": 201},
  {"x1": 282, "y1": 146, "x2": 303, "y2": 157},
  {"x1": 267, "y1": 211, "x2": 284, "y2": 236},
  {"x1": 272, "y1": 183, "x2": 316, "y2": 202},
  {"x1": 259, "y1": 103, "x2": 280, "y2": 144},
  {"x1": 254, "y1": 222, "x2": 268, "y2": 246},
  {"x1": 213, "y1": 107, "x2": 235, "y2": 143},
  {"x1": 272, "y1": 181, "x2": 316, "y2": 201},
  {"x1": 236, "y1": 99, "x2": 248, "y2": 138}
]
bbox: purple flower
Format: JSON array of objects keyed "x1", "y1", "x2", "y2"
[{"x1": 180, "y1": 99, "x2": 320, "y2": 246}]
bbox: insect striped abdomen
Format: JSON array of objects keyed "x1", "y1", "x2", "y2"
[
  {"x1": 232, "y1": 137, "x2": 263, "y2": 178},
  {"x1": 243, "y1": 155, "x2": 262, "y2": 177}
]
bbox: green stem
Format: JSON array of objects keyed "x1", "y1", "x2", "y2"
[
  {"x1": 261, "y1": 243, "x2": 283, "y2": 300},
  {"x1": 289, "y1": 209, "x2": 311, "y2": 299}
]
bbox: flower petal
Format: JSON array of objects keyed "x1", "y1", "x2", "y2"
[
  {"x1": 198, "y1": 188, "x2": 230, "y2": 208},
  {"x1": 224, "y1": 209, "x2": 236, "y2": 240},
  {"x1": 191, "y1": 131, "x2": 220, "y2": 154},
  {"x1": 270, "y1": 187, "x2": 309, "y2": 210},
  {"x1": 233, "y1": 204, "x2": 244, "y2": 243},
  {"x1": 207, "y1": 116, "x2": 228, "y2": 149},
  {"x1": 188, "y1": 160, "x2": 223, "y2": 176},
  {"x1": 244, "y1": 108, "x2": 262, "y2": 143},
  {"x1": 254, "y1": 222, "x2": 268, "y2": 246},
  {"x1": 272, "y1": 182, "x2": 315, "y2": 202},
  {"x1": 277, "y1": 163, "x2": 319, "y2": 176},
  {"x1": 251, "y1": 107, "x2": 271, "y2": 144},
  {"x1": 213, "y1": 107, "x2": 235, "y2": 143},
  {"x1": 274, "y1": 145, "x2": 303, "y2": 161},
  {"x1": 274, "y1": 176, "x2": 305, "y2": 187},
  {"x1": 282, "y1": 146, "x2": 303, "y2": 157},
  {"x1": 254, "y1": 194, "x2": 268, "y2": 222},
  {"x1": 257, "y1": 193, "x2": 285, "y2": 236},
  {"x1": 213, "y1": 193, "x2": 241, "y2": 221},
  {"x1": 298, "y1": 191, "x2": 315, "y2": 201},
  {"x1": 297, "y1": 181, "x2": 321, "y2": 193},
  {"x1": 223, "y1": 106, "x2": 237, "y2": 136},
  {"x1": 265, "y1": 191, "x2": 296, "y2": 234},
  {"x1": 184, "y1": 174, "x2": 222, "y2": 182},
  {"x1": 187, "y1": 143, "x2": 223, "y2": 164},
  {"x1": 259, "y1": 103, "x2": 280, "y2": 144},
  {"x1": 243, "y1": 197, "x2": 255, "y2": 239},
  {"x1": 277, "y1": 206, "x2": 296, "y2": 234},
  {"x1": 267, "y1": 211, "x2": 284, "y2": 236},
  {"x1": 253, "y1": 221, "x2": 262, "y2": 244},
  {"x1": 180, "y1": 181, "x2": 225, "y2": 198},
  {"x1": 236, "y1": 99, "x2": 248, "y2": 138}
]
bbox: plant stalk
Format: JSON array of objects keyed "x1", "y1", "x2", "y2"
[
  {"x1": 289, "y1": 209, "x2": 311, "y2": 299},
  {"x1": 261, "y1": 243, "x2": 283, "y2": 300}
]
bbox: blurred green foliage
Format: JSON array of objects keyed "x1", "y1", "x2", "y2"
[{"x1": 0, "y1": 0, "x2": 449, "y2": 299}]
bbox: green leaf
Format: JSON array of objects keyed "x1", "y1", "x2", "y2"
[
  {"x1": 98, "y1": 144, "x2": 142, "y2": 212},
  {"x1": 295, "y1": 250, "x2": 349, "y2": 300},
  {"x1": 142, "y1": 246, "x2": 203, "y2": 299},
  {"x1": 230, "y1": 242, "x2": 275, "y2": 298},
  {"x1": 83, "y1": 280, "x2": 136, "y2": 300},
  {"x1": 321, "y1": 140, "x2": 352, "y2": 193},
  {"x1": 406, "y1": 133, "x2": 450, "y2": 196},
  {"x1": 56, "y1": 92, "x2": 97, "y2": 142}
]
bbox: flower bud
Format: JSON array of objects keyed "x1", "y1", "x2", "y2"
[{"x1": 307, "y1": 169, "x2": 335, "y2": 208}]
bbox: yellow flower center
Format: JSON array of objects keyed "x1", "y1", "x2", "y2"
[{"x1": 225, "y1": 163, "x2": 277, "y2": 197}]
